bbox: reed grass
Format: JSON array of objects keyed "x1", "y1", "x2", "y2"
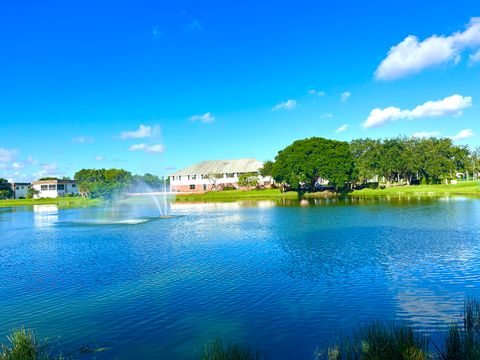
[
  {"x1": 201, "y1": 338, "x2": 261, "y2": 360},
  {"x1": 0, "y1": 328, "x2": 59, "y2": 360}
]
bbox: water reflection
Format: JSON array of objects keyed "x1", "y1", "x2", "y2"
[{"x1": 33, "y1": 205, "x2": 58, "y2": 228}]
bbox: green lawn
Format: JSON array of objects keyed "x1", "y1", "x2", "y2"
[
  {"x1": 174, "y1": 188, "x2": 298, "y2": 202},
  {"x1": 350, "y1": 181, "x2": 480, "y2": 197},
  {"x1": 0, "y1": 197, "x2": 102, "y2": 208}
]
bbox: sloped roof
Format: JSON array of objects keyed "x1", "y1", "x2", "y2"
[{"x1": 171, "y1": 158, "x2": 263, "y2": 176}]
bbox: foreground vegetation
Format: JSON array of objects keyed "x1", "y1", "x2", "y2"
[
  {"x1": 0, "y1": 196, "x2": 101, "y2": 208},
  {"x1": 4, "y1": 299, "x2": 480, "y2": 359}
]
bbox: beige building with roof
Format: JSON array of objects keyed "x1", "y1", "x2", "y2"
[{"x1": 169, "y1": 158, "x2": 273, "y2": 192}]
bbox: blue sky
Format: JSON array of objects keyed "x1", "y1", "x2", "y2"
[{"x1": 1, "y1": 1, "x2": 480, "y2": 181}]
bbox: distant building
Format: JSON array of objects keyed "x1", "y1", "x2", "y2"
[
  {"x1": 169, "y1": 158, "x2": 273, "y2": 192},
  {"x1": 31, "y1": 179, "x2": 79, "y2": 198},
  {"x1": 11, "y1": 183, "x2": 30, "y2": 199}
]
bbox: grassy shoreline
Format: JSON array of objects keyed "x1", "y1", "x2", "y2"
[
  {"x1": 349, "y1": 181, "x2": 480, "y2": 197},
  {"x1": 174, "y1": 182, "x2": 480, "y2": 202},
  {"x1": 0, "y1": 197, "x2": 102, "y2": 208},
  {"x1": 2, "y1": 182, "x2": 479, "y2": 207},
  {"x1": 174, "y1": 188, "x2": 298, "y2": 202}
]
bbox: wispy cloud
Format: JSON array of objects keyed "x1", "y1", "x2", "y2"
[
  {"x1": 152, "y1": 26, "x2": 163, "y2": 39},
  {"x1": 450, "y1": 129, "x2": 474, "y2": 141},
  {"x1": 341, "y1": 91, "x2": 351, "y2": 103},
  {"x1": 119, "y1": 124, "x2": 160, "y2": 139},
  {"x1": 186, "y1": 19, "x2": 202, "y2": 32},
  {"x1": 335, "y1": 124, "x2": 349, "y2": 133},
  {"x1": 128, "y1": 143, "x2": 165, "y2": 153},
  {"x1": 95, "y1": 155, "x2": 105, "y2": 161},
  {"x1": 308, "y1": 89, "x2": 326, "y2": 97},
  {"x1": 190, "y1": 112, "x2": 215, "y2": 123},
  {"x1": 376, "y1": 17, "x2": 480, "y2": 80},
  {"x1": 72, "y1": 136, "x2": 94, "y2": 144},
  {"x1": 412, "y1": 131, "x2": 441, "y2": 138},
  {"x1": 0, "y1": 147, "x2": 16, "y2": 162},
  {"x1": 362, "y1": 94, "x2": 472, "y2": 128},
  {"x1": 320, "y1": 113, "x2": 334, "y2": 118},
  {"x1": 272, "y1": 99, "x2": 297, "y2": 111},
  {"x1": 469, "y1": 49, "x2": 480, "y2": 65}
]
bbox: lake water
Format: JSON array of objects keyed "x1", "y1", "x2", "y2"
[{"x1": 1, "y1": 197, "x2": 480, "y2": 359}]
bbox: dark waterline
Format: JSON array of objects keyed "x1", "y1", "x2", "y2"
[{"x1": 1, "y1": 197, "x2": 479, "y2": 359}]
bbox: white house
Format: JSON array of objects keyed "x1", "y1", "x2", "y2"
[
  {"x1": 169, "y1": 158, "x2": 273, "y2": 192},
  {"x1": 11, "y1": 183, "x2": 30, "y2": 199},
  {"x1": 31, "y1": 179, "x2": 79, "y2": 198}
]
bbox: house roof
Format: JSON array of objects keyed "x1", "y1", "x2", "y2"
[
  {"x1": 32, "y1": 179, "x2": 76, "y2": 185},
  {"x1": 170, "y1": 158, "x2": 263, "y2": 176}
]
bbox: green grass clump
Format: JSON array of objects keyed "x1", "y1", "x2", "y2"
[
  {"x1": 324, "y1": 322, "x2": 428, "y2": 360},
  {"x1": 0, "y1": 328, "x2": 59, "y2": 360},
  {"x1": 201, "y1": 339, "x2": 261, "y2": 360}
]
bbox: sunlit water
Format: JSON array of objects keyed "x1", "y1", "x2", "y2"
[{"x1": 1, "y1": 197, "x2": 480, "y2": 359}]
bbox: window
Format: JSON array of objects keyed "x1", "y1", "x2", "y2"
[
  {"x1": 49, "y1": 184, "x2": 56, "y2": 190},
  {"x1": 178, "y1": 176, "x2": 182, "y2": 181},
  {"x1": 203, "y1": 184, "x2": 207, "y2": 191},
  {"x1": 41, "y1": 185, "x2": 48, "y2": 191},
  {"x1": 72, "y1": 184, "x2": 76, "y2": 188},
  {"x1": 57, "y1": 184, "x2": 65, "y2": 190},
  {"x1": 190, "y1": 184, "x2": 195, "y2": 190},
  {"x1": 187, "y1": 175, "x2": 190, "y2": 180},
  {"x1": 226, "y1": 173, "x2": 235, "y2": 178},
  {"x1": 16, "y1": 186, "x2": 19, "y2": 190},
  {"x1": 191, "y1": 175, "x2": 196, "y2": 180}
]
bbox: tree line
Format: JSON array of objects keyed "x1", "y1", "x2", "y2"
[
  {"x1": 263, "y1": 136, "x2": 480, "y2": 192},
  {"x1": 74, "y1": 169, "x2": 169, "y2": 200}
]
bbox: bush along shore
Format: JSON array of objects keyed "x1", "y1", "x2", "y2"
[{"x1": 3, "y1": 298, "x2": 480, "y2": 360}]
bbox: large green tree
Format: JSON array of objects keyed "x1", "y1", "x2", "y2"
[
  {"x1": 271, "y1": 137, "x2": 355, "y2": 191},
  {"x1": 74, "y1": 168, "x2": 132, "y2": 201},
  {"x1": 0, "y1": 178, "x2": 13, "y2": 199}
]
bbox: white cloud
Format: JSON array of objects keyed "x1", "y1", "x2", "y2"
[
  {"x1": 335, "y1": 124, "x2": 349, "y2": 133},
  {"x1": 272, "y1": 99, "x2": 297, "y2": 111},
  {"x1": 469, "y1": 49, "x2": 480, "y2": 64},
  {"x1": 190, "y1": 112, "x2": 215, "y2": 123},
  {"x1": 128, "y1": 143, "x2": 165, "y2": 153},
  {"x1": 95, "y1": 155, "x2": 105, "y2": 161},
  {"x1": 72, "y1": 136, "x2": 94, "y2": 144},
  {"x1": 412, "y1": 131, "x2": 441, "y2": 138},
  {"x1": 119, "y1": 124, "x2": 159, "y2": 139},
  {"x1": 308, "y1": 89, "x2": 326, "y2": 96},
  {"x1": 341, "y1": 91, "x2": 351, "y2": 103},
  {"x1": 362, "y1": 94, "x2": 472, "y2": 128},
  {"x1": 320, "y1": 113, "x2": 334, "y2": 118},
  {"x1": 376, "y1": 17, "x2": 480, "y2": 80},
  {"x1": 0, "y1": 147, "x2": 16, "y2": 162},
  {"x1": 12, "y1": 162, "x2": 24, "y2": 169},
  {"x1": 144, "y1": 144, "x2": 165, "y2": 153},
  {"x1": 129, "y1": 143, "x2": 147, "y2": 151},
  {"x1": 450, "y1": 129, "x2": 474, "y2": 141}
]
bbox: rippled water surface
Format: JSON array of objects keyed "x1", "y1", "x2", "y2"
[{"x1": 1, "y1": 197, "x2": 480, "y2": 359}]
